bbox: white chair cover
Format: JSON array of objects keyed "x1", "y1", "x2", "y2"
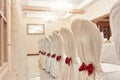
[
  {"x1": 49, "y1": 35, "x2": 57, "y2": 77},
  {"x1": 60, "y1": 28, "x2": 80, "y2": 80},
  {"x1": 52, "y1": 32, "x2": 63, "y2": 79},
  {"x1": 52, "y1": 33, "x2": 61, "y2": 78},
  {"x1": 71, "y1": 19, "x2": 107, "y2": 80},
  {"x1": 41, "y1": 38, "x2": 47, "y2": 69},
  {"x1": 53, "y1": 32, "x2": 67, "y2": 80},
  {"x1": 110, "y1": 0, "x2": 120, "y2": 64},
  {"x1": 44, "y1": 38, "x2": 51, "y2": 73},
  {"x1": 38, "y1": 39, "x2": 44, "y2": 67}
]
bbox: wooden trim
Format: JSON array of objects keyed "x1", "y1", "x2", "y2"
[
  {"x1": 27, "y1": 53, "x2": 39, "y2": 56},
  {"x1": 0, "y1": 63, "x2": 8, "y2": 74},
  {"x1": 92, "y1": 13, "x2": 109, "y2": 23},
  {"x1": 22, "y1": 6, "x2": 85, "y2": 14}
]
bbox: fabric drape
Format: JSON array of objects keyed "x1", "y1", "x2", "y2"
[
  {"x1": 71, "y1": 19, "x2": 107, "y2": 80},
  {"x1": 110, "y1": 0, "x2": 120, "y2": 64},
  {"x1": 49, "y1": 35, "x2": 57, "y2": 77},
  {"x1": 60, "y1": 28, "x2": 80, "y2": 80}
]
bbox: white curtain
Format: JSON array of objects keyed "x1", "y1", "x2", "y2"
[
  {"x1": 11, "y1": 0, "x2": 29, "y2": 79},
  {"x1": 110, "y1": 0, "x2": 120, "y2": 63}
]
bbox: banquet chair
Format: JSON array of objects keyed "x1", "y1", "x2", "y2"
[
  {"x1": 71, "y1": 19, "x2": 105, "y2": 80},
  {"x1": 49, "y1": 35, "x2": 57, "y2": 78},
  {"x1": 44, "y1": 37, "x2": 52, "y2": 73},
  {"x1": 40, "y1": 38, "x2": 47, "y2": 70},
  {"x1": 71, "y1": 19, "x2": 120, "y2": 80},
  {"x1": 38, "y1": 39, "x2": 44, "y2": 68},
  {"x1": 100, "y1": 1, "x2": 120, "y2": 64},
  {"x1": 53, "y1": 32, "x2": 67, "y2": 80},
  {"x1": 105, "y1": 0, "x2": 120, "y2": 79},
  {"x1": 110, "y1": 0, "x2": 120, "y2": 63},
  {"x1": 60, "y1": 28, "x2": 80, "y2": 80},
  {"x1": 53, "y1": 32, "x2": 68, "y2": 80}
]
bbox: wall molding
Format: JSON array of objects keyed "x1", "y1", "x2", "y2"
[
  {"x1": 0, "y1": 63, "x2": 8, "y2": 80},
  {"x1": 27, "y1": 53, "x2": 39, "y2": 56}
]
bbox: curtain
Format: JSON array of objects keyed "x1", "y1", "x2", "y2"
[{"x1": 11, "y1": 0, "x2": 29, "y2": 79}]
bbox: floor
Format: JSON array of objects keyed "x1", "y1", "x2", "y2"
[{"x1": 29, "y1": 67, "x2": 56, "y2": 80}]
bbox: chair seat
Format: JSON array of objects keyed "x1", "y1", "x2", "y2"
[{"x1": 101, "y1": 63, "x2": 120, "y2": 72}]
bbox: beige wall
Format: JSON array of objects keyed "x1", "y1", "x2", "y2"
[
  {"x1": 0, "y1": 0, "x2": 11, "y2": 79},
  {"x1": 23, "y1": 16, "x2": 71, "y2": 54}
]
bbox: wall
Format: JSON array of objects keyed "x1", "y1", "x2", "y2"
[
  {"x1": 23, "y1": 16, "x2": 71, "y2": 54},
  {"x1": 0, "y1": 0, "x2": 11, "y2": 79},
  {"x1": 69, "y1": 0, "x2": 118, "y2": 21}
]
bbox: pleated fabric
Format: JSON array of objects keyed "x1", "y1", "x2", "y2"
[
  {"x1": 60, "y1": 28, "x2": 80, "y2": 80},
  {"x1": 38, "y1": 39, "x2": 44, "y2": 67},
  {"x1": 44, "y1": 38, "x2": 51, "y2": 72},
  {"x1": 49, "y1": 35, "x2": 57, "y2": 77},
  {"x1": 110, "y1": 0, "x2": 120, "y2": 64},
  {"x1": 41, "y1": 39, "x2": 47, "y2": 69},
  {"x1": 71, "y1": 19, "x2": 107, "y2": 80}
]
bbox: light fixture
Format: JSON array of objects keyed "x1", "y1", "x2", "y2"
[
  {"x1": 42, "y1": 12, "x2": 58, "y2": 22},
  {"x1": 41, "y1": 0, "x2": 72, "y2": 23},
  {"x1": 51, "y1": 0, "x2": 73, "y2": 12}
]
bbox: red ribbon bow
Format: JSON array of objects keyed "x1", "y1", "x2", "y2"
[
  {"x1": 39, "y1": 51, "x2": 41, "y2": 54},
  {"x1": 79, "y1": 62, "x2": 94, "y2": 76},
  {"x1": 51, "y1": 54, "x2": 56, "y2": 58},
  {"x1": 65, "y1": 57, "x2": 72, "y2": 65},
  {"x1": 43, "y1": 52, "x2": 46, "y2": 55},
  {"x1": 56, "y1": 56, "x2": 61, "y2": 61},
  {"x1": 47, "y1": 53, "x2": 51, "y2": 57},
  {"x1": 41, "y1": 52, "x2": 43, "y2": 55}
]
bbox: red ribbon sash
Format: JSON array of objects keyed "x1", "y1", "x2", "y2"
[
  {"x1": 56, "y1": 56, "x2": 61, "y2": 61},
  {"x1": 79, "y1": 62, "x2": 94, "y2": 76},
  {"x1": 39, "y1": 51, "x2": 41, "y2": 54},
  {"x1": 41, "y1": 52, "x2": 43, "y2": 55},
  {"x1": 47, "y1": 53, "x2": 51, "y2": 57},
  {"x1": 43, "y1": 52, "x2": 46, "y2": 55},
  {"x1": 65, "y1": 57, "x2": 72, "y2": 65},
  {"x1": 51, "y1": 54, "x2": 56, "y2": 58}
]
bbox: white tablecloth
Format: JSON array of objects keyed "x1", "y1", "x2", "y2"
[{"x1": 101, "y1": 42, "x2": 120, "y2": 64}]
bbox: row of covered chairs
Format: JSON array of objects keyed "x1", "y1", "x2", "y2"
[{"x1": 38, "y1": 1, "x2": 120, "y2": 80}]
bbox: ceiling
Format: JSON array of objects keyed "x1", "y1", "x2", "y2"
[{"x1": 22, "y1": 0, "x2": 97, "y2": 20}]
